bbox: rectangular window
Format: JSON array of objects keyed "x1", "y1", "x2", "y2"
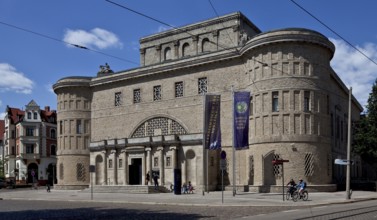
[
  {"x1": 153, "y1": 85, "x2": 162, "y2": 101},
  {"x1": 331, "y1": 114, "x2": 334, "y2": 137},
  {"x1": 154, "y1": 157, "x2": 158, "y2": 167},
  {"x1": 114, "y1": 92, "x2": 122, "y2": 106},
  {"x1": 133, "y1": 89, "x2": 141, "y2": 103},
  {"x1": 119, "y1": 159, "x2": 123, "y2": 168},
  {"x1": 198, "y1": 77, "x2": 207, "y2": 95},
  {"x1": 26, "y1": 127, "x2": 34, "y2": 136},
  {"x1": 11, "y1": 130, "x2": 15, "y2": 138},
  {"x1": 304, "y1": 91, "x2": 311, "y2": 112},
  {"x1": 175, "y1": 81, "x2": 184, "y2": 98},
  {"x1": 109, "y1": 159, "x2": 113, "y2": 168},
  {"x1": 272, "y1": 92, "x2": 279, "y2": 112},
  {"x1": 76, "y1": 120, "x2": 82, "y2": 134},
  {"x1": 166, "y1": 156, "x2": 171, "y2": 167},
  {"x1": 26, "y1": 144, "x2": 34, "y2": 154}
]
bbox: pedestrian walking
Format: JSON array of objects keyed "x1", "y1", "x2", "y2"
[{"x1": 153, "y1": 174, "x2": 159, "y2": 190}]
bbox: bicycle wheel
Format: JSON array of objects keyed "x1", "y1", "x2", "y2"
[
  {"x1": 302, "y1": 191, "x2": 308, "y2": 201},
  {"x1": 285, "y1": 191, "x2": 290, "y2": 200},
  {"x1": 292, "y1": 191, "x2": 299, "y2": 202}
]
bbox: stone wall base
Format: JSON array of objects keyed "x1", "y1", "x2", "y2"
[
  {"x1": 53, "y1": 184, "x2": 89, "y2": 190},
  {"x1": 225, "y1": 184, "x2": 337, "y2": 193}
]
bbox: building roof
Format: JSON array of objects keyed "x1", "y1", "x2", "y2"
[{"x1": 6, "y1": 106, "x2": 24, "y2": 124}]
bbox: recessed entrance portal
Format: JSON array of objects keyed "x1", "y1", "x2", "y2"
[
  {"x1": 129, "y1": 158, "x2": 142, "y2": 185},
  {"x1": 27, "y1": 163, "x2": 39, "y2": 184}
]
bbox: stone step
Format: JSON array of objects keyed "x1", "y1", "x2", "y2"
[{"x1": 82, "y1": 185, "x2": 171, "y2": 194}]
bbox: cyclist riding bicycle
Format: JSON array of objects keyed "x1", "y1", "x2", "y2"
[
  {"x1": 296, "y1": 179, "x2": 306, "y2": 196},
  {"x1": 286, "y1": 178, "x2": 296, "y2": 196}
]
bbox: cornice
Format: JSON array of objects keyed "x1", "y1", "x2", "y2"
[{"x1": 240, "y1": 28, "x2": 335, "y2": 57}]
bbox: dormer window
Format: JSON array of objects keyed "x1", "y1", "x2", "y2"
[
  {"x1": 27, "y1": 112, "x2": 31, "y2": 119},
  {"x1": 164, "y1": 47, "x2": 172, "y2": 60},
  {"x1": 33, "y1": 112, "x2": 38, "y2": 119},
  {"x1": 202, "y1": 38, "x2": 210, "y2": 52},
  {"x1": 182, "y1": 43, "x2": 190, "y2": 57}
]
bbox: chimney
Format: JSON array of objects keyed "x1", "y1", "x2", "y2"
[{"x1": 45, "y1": 106, "x2": 50, "y2": 112}]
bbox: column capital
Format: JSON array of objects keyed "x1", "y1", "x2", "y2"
[
  {"x1": 169, "y1": 146, "x2": 177, "y2": 151},
  {"x1": 157, "y1": 146, "x2": 164, "y2": 151},
  {"x1": 145, "y1": 147, "x2": 152, "y2": 152}
]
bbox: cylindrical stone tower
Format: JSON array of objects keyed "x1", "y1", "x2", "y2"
[{"x1": 53, "y1": 77, "x2": 92, "y2": 189}]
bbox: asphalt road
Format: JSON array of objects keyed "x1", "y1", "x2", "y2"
[{"x1": 0, "y1": 200, "x2": 300, "y2": 220}]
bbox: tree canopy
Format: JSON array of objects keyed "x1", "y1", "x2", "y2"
[{"x1": 353, "y1": 78, "x2": 377, "y2": 164}]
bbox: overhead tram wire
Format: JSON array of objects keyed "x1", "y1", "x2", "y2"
[
  {"x1": 290, "y1": 0, "x2": 377, "y2": 67},
  {"x1": 0, "y1": 20, "x2": 138, "y2": 65}
]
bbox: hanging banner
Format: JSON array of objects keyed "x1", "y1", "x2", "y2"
[
  {"x1": 204, "y1": 94, "x2": 221, "y2": 150},
  {"x1": 233, "y1": 91, "x2": 250, "y2": 150}
]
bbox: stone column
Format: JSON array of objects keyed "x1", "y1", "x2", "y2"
[
  {"x1": 174, "y1": 41, "x2": 180, "y2": 59},
  {"x1": 155, "y1": 45, "x2": 161, "y2": 63},
  {"x1": 142, "y1": 150, "x2": 146, "y2": 185},
  {"x1": 157, "y1": 146, "x2": 164, "y2": 186},
  {"x1": 192, "y1": 36, "x2": 198, "y2": 55},
  {"x1": 181, "y1": 149, "x2": 186, "y2": 185},
  {"x1": 170, "y1": 146, "x2": 177, "y2": 169},
  {"x1": 212, "y1": 30, "x2": 218, "y2": 50},
  {"x1": 120, "y1": 149, "x2": 127, "y2": 185},
  {"x1": 101, "y1": 150, "x2": 107, "y2": 185},
  {"x1": 146, "y1": 147, "x2": 152, "y2": 185}
]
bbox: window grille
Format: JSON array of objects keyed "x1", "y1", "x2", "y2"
[
  {"x1": 154, "y1": 157, "x2": 158, "y2": 167},
  {"x1": 76, "y1": 163, "x2": 86, "y2": 181},
  {"x1": 304, "y1": 153, "x2": 314, "y2": 177},
  {"x1": 131, "y1": 117, "x2": 187, "y2": 138},
  {"x1": 273, "y1": 154, "x2": 282, "y2": 176},
  {"x1": 108, "y1": 159, "x2": 113, "y2": 168},
  {"x1": 115, "y1": 92, "x2": 121, "y2": 106},
  {"x1": 166, "y1": 156, "x2": 171, "y2": 167},
  {"x1": 198, "y1": 77, "x2": 207, "y2": 95},
  {"x1": 133, "y1": 89, "x2": 141, "y2": 103},
  {"x1": 175, "y1": 81, "x2": 183, "y2": 98},
  {"x1": 153, "y1": 85, "x2": 162, "y2": 101}
]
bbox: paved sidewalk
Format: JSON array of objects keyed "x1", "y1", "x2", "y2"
[{"x1": 1, "y1": 188, "x2": 377, "y2": 207}]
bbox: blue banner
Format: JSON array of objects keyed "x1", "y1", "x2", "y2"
[
  {"x1": 204, "y1": 94, "x2": 221, "y2": 150},
  {"x1": 233, "y1": 91, "x2": 250, "y2": 150}
]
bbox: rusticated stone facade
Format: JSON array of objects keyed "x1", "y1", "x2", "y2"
[{"x1": 53, "y1": 12, "x2": 363, "y2": 192}]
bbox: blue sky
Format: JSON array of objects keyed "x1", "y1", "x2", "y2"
[{"x1": 1, "y1": 0, "x2": 377, "y2": 117}]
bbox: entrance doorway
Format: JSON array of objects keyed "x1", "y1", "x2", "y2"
[
  {"x1": 27, "y1": 163, "x2": 38, "y2": 184},
  {"x1": 129, "y1": 158, "x2": 142, "y2": 185}
]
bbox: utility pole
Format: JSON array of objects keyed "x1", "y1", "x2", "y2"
[{"x1": 346, "y1": 87, "x2": 352, "y2": 200}]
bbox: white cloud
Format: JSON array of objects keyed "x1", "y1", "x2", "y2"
[
  {"x1": 0, "y1": 63, "x2": 34, "y2": 94},
  {"x1": 45, "y1": 83, "x2": 54, "y2": 93},
  {"x1": 330, "y1": 38, "x2": 377, "y2": 109},
  {"x1": 63, "y1": 28, "x2": 123, "y2": 50}
]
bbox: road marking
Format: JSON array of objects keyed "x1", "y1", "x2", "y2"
[{"x1": 283, "y1": 209, "x2": 299, "y2": 213}]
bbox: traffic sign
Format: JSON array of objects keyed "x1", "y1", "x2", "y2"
[
  {"x1": 272, "y1": 159, "x2": 289, "y2": 165},
  {"x1": 220, "y1": 150, "x2": 227, "y2": 159},
  {"x1": 334, "y1": 159, "x2": 354, "y2": 165}
]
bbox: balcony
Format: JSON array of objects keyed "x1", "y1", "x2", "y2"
[{"x1": 20, "y1": 153, "x2": 40, "y2": 160}]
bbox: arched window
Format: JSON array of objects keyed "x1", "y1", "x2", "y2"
[
  {"x1": 202, "y1": 38, "x2": 210, "y2": 52},
  {"x1": 182, "y1": 43, "x2": 190, "y2": 57},
  {"x1": 164, "y1": 47, "x2": 172, "y2": 60},
  {"x1": 50, "y1": 129, "x2": 56, "y2": 139}
]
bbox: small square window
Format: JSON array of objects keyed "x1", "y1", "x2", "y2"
[
  {"x1": 115, "y1": 92, "x2": 122, "y2": 106},
  {"x1": 133, "y1": 89, "x2": 141, "y2": 103},
  {"x1": 198, "y1": 77, "x2": 207, "y2": 95},
  {"x1": 153, "y1": 85, "x2": 162, "y2": 101},
  {"x1": 175, "y1": 81, "x2": 184, "y2": 98}
]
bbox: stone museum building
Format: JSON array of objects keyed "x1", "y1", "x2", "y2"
[{"x1": 53, "y1": 12, "x2": 363, "y2": 192}]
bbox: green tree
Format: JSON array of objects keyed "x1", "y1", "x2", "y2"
[{"x1": 353, "y1": 78, "x2": 377, "y2": 165}]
